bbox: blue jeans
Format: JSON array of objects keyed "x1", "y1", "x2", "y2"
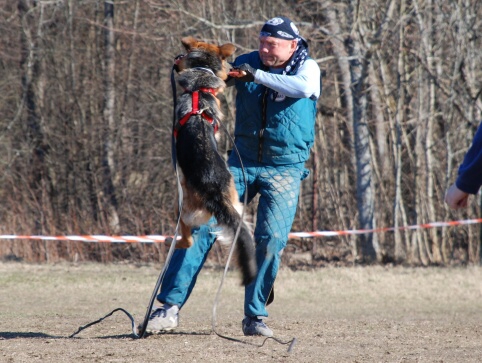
[{"x1": 157, "y1": 155, "x2": 308, "y2": 318}]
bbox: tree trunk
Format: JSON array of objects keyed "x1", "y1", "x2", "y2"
[
  {"x1": 18, "y1": 0, "x2": 47, "y2": 223},
  {"x1": 346, "y1": 33, "x2": 377, "y2": 262},
  {"x1": 414, "y1": 0, "x2": 442, "y2": 263},
  {"x1": 102, "y1": 0, "x2": 119, "y2": 233},
  {"x1": 415, "y1": 60, "x2": 430, "y2": 266},
  {"x1": 323, "y1": 5, "x2": 358, "y2": 260},
  {"x1": 391, "y1": 0, "x2": 407, "y2": 263},
  {"x1": 119, "y1": 0, "x2": 140, "y2": 163}
]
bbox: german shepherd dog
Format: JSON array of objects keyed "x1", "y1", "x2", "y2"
[{"x1": 173, "y1": 37, "x2": 257, "y2": 286}]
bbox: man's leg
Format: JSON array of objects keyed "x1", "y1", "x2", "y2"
[
  {"x1": 146, "y1": 220, "x2": 216, "y2": 333},
  {"x1": 244, "y1": 163, "x2": 306, "y2": 320},
  {"x1": 146, "y1": 222, "x2": 217, "y2": 333},
  {"x1": 157, "y1": 222, "x2": 217, "y2": 308}
]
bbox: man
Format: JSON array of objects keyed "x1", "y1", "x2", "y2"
[
  {"x1": 445, "y1": 122, "x2": 482, "y2": 209},
  {"x1": 147, "y1": 16, "x2": 321, "y2": 337}
]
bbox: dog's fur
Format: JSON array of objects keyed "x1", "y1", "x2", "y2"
[{"x1": 173, "y1": 37, "x2": 257, "y2": 286}]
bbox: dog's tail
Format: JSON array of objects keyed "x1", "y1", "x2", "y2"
[
  {"x1": 208, "y1": 200, "x2": 257, "y2": 286},
  {"x1": 232, "y1": 220, "x2": 257, "y2": 286}
]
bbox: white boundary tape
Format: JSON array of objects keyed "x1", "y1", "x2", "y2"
[{"x1": 1, "y1": 218, "x2": 481, "y2": 243}]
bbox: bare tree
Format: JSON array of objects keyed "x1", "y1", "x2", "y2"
[
  {"x1": 101, "y1": 0, "x2": 120, "y2": 234},
  {"x1": 1, "y1": 0, "x2": 481, "y2": 265}
]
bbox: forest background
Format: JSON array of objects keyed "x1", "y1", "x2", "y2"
[{"x1": 0, "y1": 0, "x2": 481, "y2": 266}]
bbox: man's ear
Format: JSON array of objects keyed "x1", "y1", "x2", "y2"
[{"x1": 290, "y1": 39, "x2": 298, "y2": 52}]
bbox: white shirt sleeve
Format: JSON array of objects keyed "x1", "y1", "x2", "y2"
[{"x1": 253, "y1": 59, "x2": 321, "y2": 99}]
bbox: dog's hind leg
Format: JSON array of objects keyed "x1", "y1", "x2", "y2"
[
  {"x1": 176, "y1": 179, "x2": 211, "y2": 249},
  {"x1": 212, "y1": 181, "x2": 257, "y2": 285},
  {"x1": 177, "y1": 218, "x2": 194, "y2": 249},
  {"x1": 174, "y1": 181, "x2": 194, "y2": 249}
]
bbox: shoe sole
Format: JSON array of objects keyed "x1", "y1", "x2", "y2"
[
  {"x1": 145, "y1": 327, "x2": 177, "y2": 334},
  {"x1": 243, "y1": 332, "x2": 273, "y2": 337},
  {"x1": 242, "y1": 328, "x2": 273, "y2": 337}
]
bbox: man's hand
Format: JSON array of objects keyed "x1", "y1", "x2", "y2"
[
  {"x1": 445, "y1": 184, "x2": 470, "y2": 209},
  {"x1": 228, "y1": 63, "x2": 257, "y2": 82}
]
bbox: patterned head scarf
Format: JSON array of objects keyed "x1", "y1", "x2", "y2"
[
  {"x1": 260, "y1": 16, "x2": 300, "y2": 41},
  {"x1": 260, "y1": 16, "x2": 309, "y2": 76}
]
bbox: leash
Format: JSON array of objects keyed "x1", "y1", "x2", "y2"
[
  {"x1": 69, "y1": 64, "x2": 183, "y2": 340},
  {"x1": 70, "y1": 59, "x2": 296, "y2": 352},
  {"x1": 132, "y1": 63, "x2": 185, "y2": 339}
]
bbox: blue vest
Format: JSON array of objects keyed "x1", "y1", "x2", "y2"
[{"x1": 233, "y1": 51, "x2": 317, "y2": 165}]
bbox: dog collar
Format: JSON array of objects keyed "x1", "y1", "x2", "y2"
[{"x1": 174, "y1": 89, "x2": 218, "y2": 138}]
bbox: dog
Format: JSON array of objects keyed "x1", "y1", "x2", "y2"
[{"x1": 172, "y1": 36, "x2": 257, "y2": 286}]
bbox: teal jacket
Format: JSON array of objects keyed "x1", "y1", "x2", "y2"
[{"x1": 232, "y1": 51, "x2": 318, "y2": 165}]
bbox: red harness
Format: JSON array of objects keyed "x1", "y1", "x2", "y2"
[{"x1": 174, "y1": 88, "x2": 218, "y2": 138}]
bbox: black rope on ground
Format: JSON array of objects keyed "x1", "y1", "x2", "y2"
[{"x1": 69, "y1": 308, "x2": 139, "y2": 338}]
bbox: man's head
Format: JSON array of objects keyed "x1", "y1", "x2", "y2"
[{"x1": 258, "y1": 16, "x2": 300, "y2": 68}]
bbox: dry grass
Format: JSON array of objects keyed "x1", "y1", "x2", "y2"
[{"x1": 1, "y1": 262, "x2": 482, "y2": 362}]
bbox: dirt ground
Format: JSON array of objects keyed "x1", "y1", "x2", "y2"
[{"x1": 1, "y1": 262, "x2": 481, "y2": 363}]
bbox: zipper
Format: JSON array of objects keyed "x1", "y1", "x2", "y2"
[{"x1": 258, "y1": 86, "x2": 269, "y2": 162}]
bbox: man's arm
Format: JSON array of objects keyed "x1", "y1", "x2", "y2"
[
  {"x1": 455, "y1": 122, "x2": 482, "y2": 194},
  {"x1": 254, "y1": 59, "x2": 321, "y2": 99},
  {"x1": 445, "y1": 122, "x2": 482, "y2": 209}
]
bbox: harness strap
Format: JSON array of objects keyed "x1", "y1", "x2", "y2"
[{"x1": 173, "y1": 88, "x2": 218, "y2": 138}]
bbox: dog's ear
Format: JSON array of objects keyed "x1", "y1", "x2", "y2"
[
  {"x1": 218, "y1": 43, "x2": 236, "y2": 59},
  {"x1": 181, "y1": 36, "x2": 198, "y2": 51}
]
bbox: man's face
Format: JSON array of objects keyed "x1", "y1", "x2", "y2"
[{"x1": 258, "y1": 36, "x2": 298, "y2": 68}]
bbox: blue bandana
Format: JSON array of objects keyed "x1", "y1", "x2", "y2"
[{"x1": 260, "y1": 16, "x2": 300, "y2": 40}]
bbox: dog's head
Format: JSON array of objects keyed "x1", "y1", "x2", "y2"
[{"x1": 177, "y1": 37, "x2": 236, "y2": 80}]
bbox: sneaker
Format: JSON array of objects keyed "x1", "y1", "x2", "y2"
[
  {"x1": 145, "y1": 304, "x2": 179, "y2": 333},
  {"x1": 242, "y1": 316, "x2": 273, "y2": 337}
]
